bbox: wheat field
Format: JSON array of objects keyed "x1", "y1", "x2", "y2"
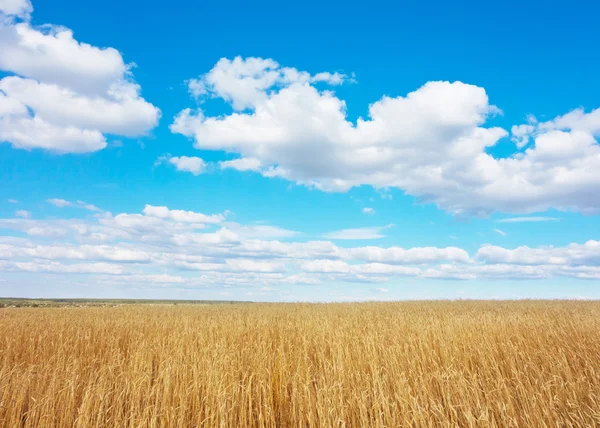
[{"x1": 1, "y1": 301, "x2": 600, "y2": 427}]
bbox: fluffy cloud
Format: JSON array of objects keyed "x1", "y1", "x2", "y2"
[
  {"x1": 300, "y1": 260, "x2": 420, "y2": 277},
  {"x1": 362, "y1": 207, "x2": 375, "y2": 215},
  {"x1": 1, "y1": 204, "x2": 599, "y2": 288},
  {"x1": 0, "y1": 77, "x2": 158, "y2": 136},
  {"x1": 173, "y1": 56, "x2": 600, "y2": 215},
  {"x1": 219, "y1": 157, "x2": 262, "y2": 172},
  {"x1": 0, "y1": 111, "x2": 106, "y2": 153},
  {"x1": 185, "y1": 57, "x2": 350, "y2": 111},
  {"x1": 0, "y1": 1, "x2": 159, "y2": 153},
  {"x1": 0, "y1": 0, "x2": 32, "y2": 19},
  {"x1": 342, "y1": 245, "x2": 471, "y2": 265},
  {"x1": 142, "y1": 205, "x2": 224, "y2": 224},
  {"x1": 476, "y1": 241, "x2": 600, "y2": 267},
  {"x1": 156, "y1": 155, "x2": 207, "y2": 175},
  {"x1": 0, "y1": 260, "x2": 124, "y2": 274}
]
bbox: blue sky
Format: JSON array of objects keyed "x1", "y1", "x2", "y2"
[{"x1": 0, "y1": 0, "x2": 599, "y2": 300}]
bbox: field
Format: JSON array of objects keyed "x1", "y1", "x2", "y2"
[{"x1": 1, "y1": 301, "x2": 600, "y2": 427}]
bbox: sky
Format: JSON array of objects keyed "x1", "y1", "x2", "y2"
[{"x1": 1, "y1": 0, "x2": 599, "y2": 301}]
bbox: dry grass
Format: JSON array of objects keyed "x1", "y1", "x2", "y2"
[{"x1": 1, "y1": 301, "x2": 600, "y2": 427}]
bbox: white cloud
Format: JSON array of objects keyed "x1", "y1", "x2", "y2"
[
  {"x1": 0, "y1": 242, "x2": 151, "y2": 262},
  {"x1": 124, "y1": 274, "x2": 185, "y2": 284},
  {"x1": 226, "y1": 259, "x2": 286, "y2": 273},
  {"x1": 0, "y1": 219, "x2": 71, "y2": 238},
  {"x1": 156, "y1": 154, "x2": 207, "y2": 175},
  {"x1": 497, "y1": 217, "x2": 559, "y2": 223},
  {"x1": 0, "y1": 23, "x2": 126, "y2": 94},
  {"x1": 219, "y1": 157, "x2": 262, "y2": 172},
  {"x1": 47, "y1": 198, "x2": 72, "y2": 207},
  {"x1": 163, "y1": 155, "x2": 264, "y2": 176},
  {"x1": 173, "y1": 56, "x2": 600, "y2": 216},
  {"x1": 169, "y1": 156, "x2": 206, "y2": 175},
  {"x1": 0, "y1": 3, "x2": 160, "y2": 153},
  {"x1": 494, "y1": 228, "x2": 507, "y2": 237},
  {"x1": 169, "y1": 227, "x2": 240, "y2": 246},
  {"x1": 510, "y1": 114, "x2": 537, "y2": 148},
  {"x1": 157, "y1": 155, "x2": 207, "y2": 175},
  {"x1": 0, "y1": 0, "x2": 32, "y2": 19},
  {"x1": 311, "y1": 71, "x2": 348, "y2": 85},
  {"x1": 1, "y1": 113, "x2": 107, "y2": 153},
  {"x1": 300, "y1": 259, "x2": 420, "y2": 277},
  {"x1": 184, "y1": 56, "x2": 350, "y2": 111},
  {"x1": 1, "y1": 77, "x2": 158, "y2": 137},
  {"x1": 511, "y1": 124, "x2": 535, "y2": 148},
  {"x1": 15, "y1": 209, "x2": 30, "y2": 218},
  {"x1": 362, "y1": 207, "x2": 375, "y2": 215},
  {"x1": 46, "y1": 198, "x2": 100, "y2": 211},
  {"x1": 0, "y1": 260, "x2": 124, "y2": 274},
  {"x1": 1, "y1": 204, "x2": 599, "y2": 288},
  {"x1": 374, "y1": 287, "x2": 389, "y2": 293},
  {"x1": 8, "y1": 199, "x2": 18, "y2": 203},
  {"x1": 300, "y1": 259, "x2": 351, "y2": 273},
  {"x1": 476, "y1": 241, "x2": 600, "y2": 266},
  {"x1": 539, "y1": 107, "x2": 600, "y2": 135},
  {"x1": 323, "y1": 225, "x2": 392, "y2": 240},
  {"x1": 76, "y1": 200, "x2": 101, "y2": 212},
  {"x1": 142, "y1": 205, "x2": 224, "y2": 224},
  {"x1": 343, "y1": 245, "x2": 471, "y2": 265}
]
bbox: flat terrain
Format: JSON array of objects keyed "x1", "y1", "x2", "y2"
[
  {"x1": 1, "y1": 301, "x2": 599, "y2": 427},
  {"x1": 0, "y1": 298, "x2": 248, "y2": 308}
]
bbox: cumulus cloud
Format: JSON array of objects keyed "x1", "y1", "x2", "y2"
[
  {"x1": 476, "y1": 241, "x2": 600, "y2": 267},
  {"x1": 15, "y1": 210, "x2": 30, "y2": 218},
  {"x1": 172, "y1": 56, "x2": 600, "y2": 216},
  {"x1": 300, "y1": 260, "x2": 420, "y2": 277},
  {"x1": 156, "y1": 154, "x2": 207, "y2": 175},
  {"x1": 219, "y1": 157, "x2": 262, "y2": 172},
  {"x1": 184, "y1": 57, "x2": 350, "y2": 111},
  {"x1": 0, "y1": 260, "x2": 124, "y2": 274},
  {"x1": 123, "y1": 274, "x2": 185, "y2": 284},
  {"x1": 0, "y1": 1, "x2": 159, "y2": 153},
  {"x1": 342, "y1": 245, "x2": 472, "y2": 265},
  {"x1": 510, "y1": 114, "x2": 537, "y2": 148},
  {"x1": 362, "y1": 207, "x2": 375, "y2": 215},
  {"x1": 142, "y1": 204, "x2": 224, "y2": 224},
  {"x1": 0, "y1": 0, "x2": 32, "y2": 19},
  {"x1": 169, "y1": 156, "x2": 206, "y2": 175},
  {"x1": 0, "y1": 204, "x2": 599, "y2": 287}
]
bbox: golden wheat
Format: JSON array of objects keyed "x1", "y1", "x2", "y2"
[{"x1": 1, "y1": 301, "x2": 600, "y2": 427}]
